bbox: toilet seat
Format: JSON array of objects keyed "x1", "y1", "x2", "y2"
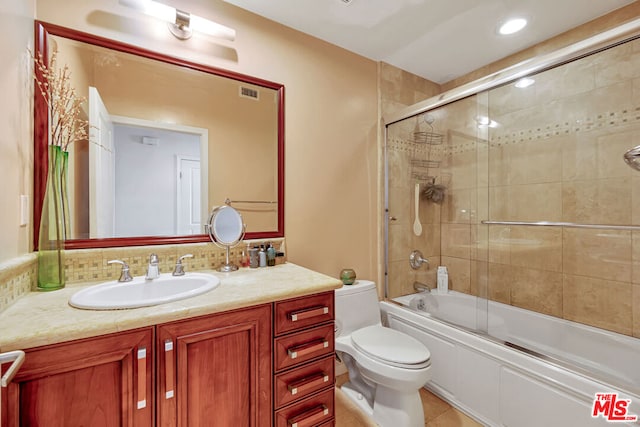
[{"x1": 350, "y1": 325, "x2": 431, "y2": 369}]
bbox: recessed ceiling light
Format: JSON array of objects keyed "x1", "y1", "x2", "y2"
[
  {"x1": 515, "y1": 77, "x2": 535, "y2": 88},
  {"x1": 498, "y1": 18, "x2": 527, "y2": 35}
]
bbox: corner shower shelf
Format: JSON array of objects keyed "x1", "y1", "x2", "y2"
[
  {"x1": 411, "y1": 131, "x2": 443, "y2": 145},
  {"x1": 411, "y1": 172, "x2": 437, "y2": 182},
  {"x1": 410, "y1": 159, "x2": 440, "y2": 169}
]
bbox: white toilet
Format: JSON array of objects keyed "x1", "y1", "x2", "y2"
[{"x1": 335, "y1": 280, "x2": 431, "y2": 427}]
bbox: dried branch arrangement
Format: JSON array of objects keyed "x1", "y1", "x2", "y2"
[{"x1": 33, "y1": 49, "x2": 89, "y2": 151}]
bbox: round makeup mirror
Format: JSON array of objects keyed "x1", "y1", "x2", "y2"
[{"x1": 207, "y1": 205, "x2": 246, "y2": 272}]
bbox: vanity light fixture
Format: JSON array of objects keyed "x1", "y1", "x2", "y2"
[
  {"x1": 498, "y1": 17, "x2": 527, "y2": 35},
  {"x1": 119, "y1": 0, "x2": 236, "y2": 41}
]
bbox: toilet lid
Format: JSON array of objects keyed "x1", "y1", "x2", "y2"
[{"x1": 351, "y1": 325, "x2": 431, "y2": 369}]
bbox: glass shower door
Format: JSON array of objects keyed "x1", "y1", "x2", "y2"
[{"x1": 385, "y1": 94, "x2": 490, "y2": 333}]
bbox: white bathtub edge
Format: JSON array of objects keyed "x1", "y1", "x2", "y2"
[{"x1": 381, "y1": 301, "x2": 640, "y2": 427}]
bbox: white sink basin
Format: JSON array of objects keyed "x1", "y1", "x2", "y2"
[{"x1": 69, "y1": 272, "x2": 220, "y2": 310}]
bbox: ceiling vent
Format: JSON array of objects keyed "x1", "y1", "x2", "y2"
[
  {"x1": 141, "y1": 136, "x2": 159, "y2": 146},
  {"x1": 240, "y1": 86, "x2": 259, "y2": 100}
]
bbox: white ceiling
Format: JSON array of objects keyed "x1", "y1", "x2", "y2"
[{"x1": 224, "y1": 0, "x2": 636, "y2": 84}]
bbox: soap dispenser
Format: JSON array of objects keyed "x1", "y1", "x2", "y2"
[
  {"x1": 258, "y1": 245, "x2": 267, "y2": 267},
  {"x1": 266, "y1": 242, "x2": 276, "y2": 266},
  {"x1": 437, "y1": 266, "x2": 448, "y2": 293}
]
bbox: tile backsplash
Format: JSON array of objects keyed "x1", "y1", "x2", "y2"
[
  {"x1": 0, "y1": 239, "x2": 284, "y2": 313},
  {"x1": 0, "y1": 254, "x2": 37, "y2": 312}
]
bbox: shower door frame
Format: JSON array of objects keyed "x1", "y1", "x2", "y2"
[{"x1": 383, "y1": 17, "x2": 640, "y2": 300}]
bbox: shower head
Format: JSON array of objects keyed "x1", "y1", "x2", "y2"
[{"x1": 623, "y1": 145, "x2": 640, "y2": 171}]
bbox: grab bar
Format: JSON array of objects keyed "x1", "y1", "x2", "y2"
[
  {"x1": 481, "y1": 220, "x2": 640, "y2": 232},
  {"x1": 1, "y1": 350, "x2": 25, "y2": 387}
]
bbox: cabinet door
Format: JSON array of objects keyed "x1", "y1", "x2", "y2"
[
  {"x1": 3, "y1": 328, "x2": 153, "y2": 427},
  {"x1": 157, "y1": 304, "x2": 272, "y2": 427}
]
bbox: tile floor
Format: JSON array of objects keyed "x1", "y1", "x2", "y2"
[{"x1": 335, "y1": 374, "x2": 483, "y2": 427}]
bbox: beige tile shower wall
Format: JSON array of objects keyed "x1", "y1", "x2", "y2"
[
  {"x1": 387, "y1": 137, "x2": 441, "y2": 297},
  {"x1": 439, "y1": 36, "x2": 640, "y2": 338},
  {"x1": 436, "y1": 95, "x2": 487, "y2": 295},
  {"x1": 381, "y1": 63, "x2": 441, "y2": 298}
]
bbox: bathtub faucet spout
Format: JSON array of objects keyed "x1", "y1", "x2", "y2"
[{"x1": 413, "y1": 281, "x2": 432, "y2": 293}]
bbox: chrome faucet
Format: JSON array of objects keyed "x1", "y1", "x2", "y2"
[
  {"x1": 173, "y1": 254, "x2": 193, "y2": 276},
  {"x1": 146, "y1": 254, "x2": 160, "y2": 280},
  {"x1": 108, "y1": 260, "x2": 133, "y2": 282}
]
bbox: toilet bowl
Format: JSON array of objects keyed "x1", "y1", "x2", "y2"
[{"x1": 335, "y1": 280, "x2": 431, "y2": 427}]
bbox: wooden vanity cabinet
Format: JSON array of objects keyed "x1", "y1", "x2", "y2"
[
  {"x1": 2, "y1": 291, "x2": 334, "y2": 427},
  {"x1": 156, "y1": 304, "x2": 272, "y2": 427},
  {"x1": 3, "y1": 327, "x2": 153, "y2": 427},
  {"x1": 273, "y1": 291, "x2": 336, "y2": 427}
]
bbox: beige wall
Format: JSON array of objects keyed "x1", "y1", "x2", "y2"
[
  {"x1": 34, "y1": 0, "x2": 379, "y2": 279},
  {"x1": 0, "y1": 0, "x2": 35, "y2": 262}
]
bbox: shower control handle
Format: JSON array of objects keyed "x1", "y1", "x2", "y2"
[{"x1": 409, "y1": 250, "x2": 429, "y2": 270}]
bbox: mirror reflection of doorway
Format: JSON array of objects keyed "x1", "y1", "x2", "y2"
[
  {"x1": 88, "y1": 85, "x2": 209, "y2": 237},
  {"x1": 113, "y1": 124, "x2": 202, "y2": 237},
  {"x1": 177, "y1": 156, "x2": 201, "y2": 235},
  {"x1": 88, "y1": 86, "x2": 115, "y2": 238}
]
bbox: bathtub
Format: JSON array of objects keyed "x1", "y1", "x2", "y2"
[{"x1": 382, "y1": 291, "x2": 640, "y2": 427}]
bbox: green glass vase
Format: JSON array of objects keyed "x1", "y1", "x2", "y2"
[{"x1": 37, "y1": 145, "x2": 69, "y2": 291}]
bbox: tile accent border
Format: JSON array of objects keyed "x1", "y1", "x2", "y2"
[{"x1": 0, "y1": 254, "x2": 37, "y2": 313}]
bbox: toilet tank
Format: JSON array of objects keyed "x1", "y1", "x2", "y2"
[{"x1": 335, "y1": 280, "x2": 382, "y2": 337}]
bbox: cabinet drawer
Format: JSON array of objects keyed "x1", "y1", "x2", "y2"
[
  {"x1": 275, "y1": 292, "x2": 334, "y2": 335},
  {"x1": 275, "y1": 388, "x2": 334, "y2": 427},
  {"x1": 275, "y1": 355, "x2": 335, "y2": 409},
  {"x1": 274, "y1": 323, "x2": 335, "y2": 372}
]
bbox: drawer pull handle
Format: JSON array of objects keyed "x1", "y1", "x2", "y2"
[
  {"x1": 0, "y1": 350, "x2": 25, "y2": 388},
  {"x1": 287, "y1": 339, "x2": 329, "y2": 360},
  {"x1": 137, "y1": 347, "x2": 147, "y2": 409},
  {"x1": 287, "y1": 372, "x2": 329, "y2": 396},
  {"x1": 289, "y1": 306, "x2": 329, "y2": 322},
  {"x1": 287, "y1": 404, "x2": 329, "y2": 427},
  {"x1": 164, "y1": 339, "x2": 175, "y2": 399}
]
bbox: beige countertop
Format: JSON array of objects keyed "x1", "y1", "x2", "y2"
[{"x1": 0, "y1": 263, "x2": 342, "y2": 352}]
